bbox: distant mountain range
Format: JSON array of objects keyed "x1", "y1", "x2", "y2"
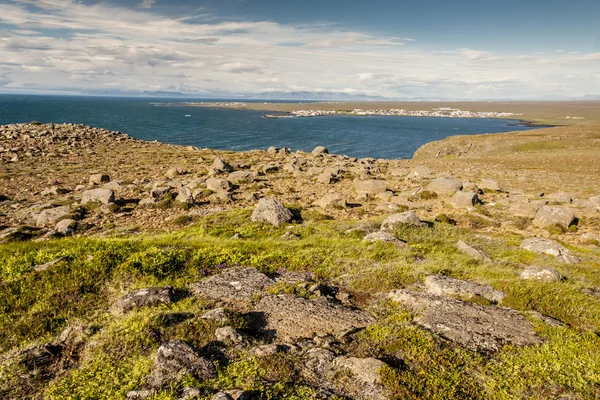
[{"x1": 240, "y1": 91, "x2": 386, "y2": 101}]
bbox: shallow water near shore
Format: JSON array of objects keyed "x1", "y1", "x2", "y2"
[{"x1": 0, "y1": 94, "x2": 541, "y2": 159}]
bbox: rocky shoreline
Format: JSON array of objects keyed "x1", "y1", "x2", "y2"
[{"x1": 1, "y1": 122, "x2": 599, "y2": 399}]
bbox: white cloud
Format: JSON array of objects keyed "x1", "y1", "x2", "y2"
[
  {"x1": 0, "y1": 0, "x2": 597, "y2": 98},
  {"x1": 139, "y1": 0, "x2": 156, "y2": 9}
]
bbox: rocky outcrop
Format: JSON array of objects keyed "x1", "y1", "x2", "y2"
[
  {"x1": 388, "y1": 290, "x2": 541, "y2": 352},
  {"x1": 520, "y1": 238, "x2": 579, "y2": 264},
  {"x1": 424, "y1": 275, "x2": 505, "y2": 303},
  {"x1": 190, "y1": 267, "x2": 274, "y2": 306},
  {"x1": 250, "y1": 198, "x2": 293, "y2": 226}
]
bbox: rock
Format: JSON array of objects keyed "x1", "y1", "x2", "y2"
[
  {"x1": 526, "y1": 311, "x2": 564, "y2": 327},
  {"x1": 34, "y1": 257, "x2": 66, "y2": 272},
  {"x1": 478, "y1": 179, "x2": 503, "y2": 192},
  {"x1": 211, "y1": 393, "x2": 234, "y2": 400},
  {"x1": 175, "y1": 186, "x2": 194, "y2": 204},
  {"x1": 388, "y1": 290, "x2": 541, "y2": 352},
  {"x1": 190, "y1": 267, "x2": 274, "y2": 306},
  {"x1": 261, "y1": 164, "x2": 279, "y2": 174},
  {"x1": 380, "y1": 211, "x2": 426, "y2": 232},
  {"x1": 282, "y1": 231, "x2": 300, "y2": 240},
  {"x1": 363, "y1": 231, "x2": 405, "y2": 247},
  {"x1": 165, "y1": 166, "x2": 187, "y2": 178},
  {"x1": 409, "y1": 166, "x2": 433, "y2": 178},
  {"x1": 449, "y1": 191, "x2": 478, "y2": 208},
  {"x1": 520, "y1": 238, "x2": 579, "y2": 264},
  {"x1": 312, "y1": 146, "x2": 329, "y2": 155},
  {"x1": 215, "y1": 326, "x2": 243, "y2": 344},
  {"x1": 115, "y1": 286, "x2": 174, "y2": 313},
  {"x1": 35, "y1": 206, "x2": 71, "y2": 227},
  {"x1": 317, "y1": 171, "x2": 336, "y2": 184},
  {"x1": 180, "y1": 387, "x2": 202, "y2": 400},
  {"x1": 81, "y1": 188, "x2": 115, "y2": 205},
  {"x1": 148, "y1": 340, "x2": 215, "y2": 389},
  {"x1": 547, "y1": 191, "x2": 575, "y2": 204},
  {"x1": 126, "y1": 390, "x2": 155, "y2": 400},
  {"x1": 89, "y1": 173, "x2": 110, "y2": 185},
  {"x1": 300, "y1": 348, "x2": 336, "y2": 381},
  {"x1": 201, "y1": 308, "x2": 228, "y2": 324},
  {"x1": 206, "y1": 178, "x2": 232, "y2": 193},
  {"x1": 355, "y1": 179, "x2": 387, "y2": 195},
  {"x1": 533, "y1": 206, "x2": 576, "y2": 231},
  {"x1": 227, "y1": 170, "x2": 255, "y2": 184},
  {"x1": 520, "y1": 267, "x2": 563, "y2": 282},
  {"x1": 212, "y1": 157, "x2": 234, "y2": 173},
  {"x1": 55, "y1": 219, "x2": 76, "y2": 236},
  {"x1": 0, "y1": 226, "x2": 36, "y2": 244},
  {"x1": 333, "y1": 356, "x2": 385, "y2": 385},
  {"x1": 251, "y1": 294, "x2": 374, "y2": 341},
  {"x1": 456, "y1": 240, "x2": 490, "y2": 261},
  {"x1": 427, "y1": 177, "x2": 463, "y2": 196},
  {"x1": 267, "y1": 146, "x2": 279, "y2": 153},
  {"x1": 250, "y1": 344, "x2": 282, "y2": 358},
  {"x1": 313, "y1": 193, "x2": 346, "y2": 209},
  {"x1": 250, "y1": 198, "x2": 293, "y2": 226},
  {"x1": 424, "y1": 275, "x2": 505, "y2": 302}
]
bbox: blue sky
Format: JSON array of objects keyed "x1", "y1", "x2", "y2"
[{"x1": 0, "y1": 0, "x2": 599, "y2": 98}]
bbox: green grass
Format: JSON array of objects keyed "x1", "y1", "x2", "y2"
[{"x1": 0, "y1": 209, "x2": 599, "y2": 399}]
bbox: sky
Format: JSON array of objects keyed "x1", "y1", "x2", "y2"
[{"x1": 0, "y1": 0, "x2": 599, "y2": 99}]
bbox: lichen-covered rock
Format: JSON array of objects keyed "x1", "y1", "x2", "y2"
[
  {"x1": 252, "y1": 294, "x2": 374, "y2": 341},
  {"x1": 81, "y1": 188, "x2": 114, "y2": 205},
  {"x1": 388, "y1": 290, "x2": 541, "y2": 352},
  {"x1": 533, "y1": 206, "x2": 576, "y2": 230},
  {"x1": 449, "y1": 191, "x2": 478, "y2": 208},
  {"x1": 148, "y1": 340, "x2": 215, "y2": 389},
  {"x1": 35, "y1": 206, "x2": 71, "y2": 227},
  {"x1": 190, "y1": 267, "x2": 274, "y2": 306},
  {"x1": 456, "y1": 240, "x2": 490, "y2": 261},
  {"x1": 520, "y1": 238, "x2": 579, "y2": 264},
  {"x1": 227, "y1": 170, "x2": 255, "y2": 184},
  {"x1": 250, "y1": 198, "x2": 293, "y2": 226},
  {"x1": 215, "y1": 326, "x2": 243, "y2": 344},
  {"x1": 380, "y1": 211, "x2": 426, "y2": 231},
  {"x1": 115, "y1": 286, "x2": 174, "y2": 313},
  {"x1": 175, "y1": 186, "x2": 194, "y2": 204},
  {"x1": 427, "y1": 177, "x2": 463, "y2": 196},
  {"x1": 424, "y1": 275, "x2": 505, "y2": 303},
  {"x1": 520, "y1": 267, "x2": 563, "y2": 282}
]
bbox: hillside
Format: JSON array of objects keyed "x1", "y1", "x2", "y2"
[{"x1": 0, "y1": 122, "x2": 599, "y2": 399}]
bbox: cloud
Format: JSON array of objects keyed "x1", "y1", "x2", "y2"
[
  {"x1": 0, "y1": 0, "x2": 597, "y2": 99},
  {"x1": 139, "y1": 0, "x2": 156, "y2": 9}
]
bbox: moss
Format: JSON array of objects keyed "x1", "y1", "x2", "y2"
[{"x1": 419, "y1": 190, "x2": 438, "y2": 200}]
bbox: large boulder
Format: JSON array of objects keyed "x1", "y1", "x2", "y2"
[
  {"x1": 148, "y1": 340, "x2": 215, "y2": 388},
  {"x1": 55, "y1": 219, "x2": 76, "y2": 236},
  {"x1": 175, "y1": 187, "x2": 194, "y2": 204},
  {"x1": 355, "y1": 179, "x2": 387, "y2": 195},
  {"x1": 449, "y1": 191, "x2": 478, "y2": 208},
  {"x1": 115, "y1": 287, "x2": 174, "y2": 313},
  {"x1": 206, "y1": 178, "x2": 232, "y2": 193},
  {"x1": 388, "y1": 290, "x2": 541, "y2": 352},
  {"x1": 520, "y1": 266, "x2": 563, "y2": 282},
  {"x1": 190, "y1": 267, "x2": 274, "y2": 307},
  {"x1": 35, "y1": 206, "x2": 71, "y2": 227},
  {"x1": 520, "y1": 238, "x2": 579, "y2": 264},
  {"x1": 251, "y1": 198, "x2": 293, "y2": 226},
  {"x1": 252, "y1": 294, "x2": 375, "y2": 341},
  {"x1": 380, "y1": 211, "x2": 426, "y2": 231},
  {"x1": 533, "y1": 206, "x2": 576, "y2": 231},
  {"x1": 424, "y1": 275, "x2": 505, "y2": 303},
  {"x1": 81, "y1": 188, "x2": 114, "y2": 205},
  {"x1": 427, "y1": 177, "x2": 462, "y2": 196},
  {"x1": 211, "y1": 157, "x2": 234, "y2": 173}
]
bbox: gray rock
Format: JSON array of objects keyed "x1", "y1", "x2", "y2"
[
  {"x1": 424, "y1": 275, "x2": 505, "y2": 302},
  {"x1": 34, "y1": 257, "x2": 66, "y2": 272},
  {"x1": 175, "y1": 186, "x2": 194, "y2": 204},
  {"x1": 180, "y1": 387, "x2": 201, "y2": 400},
  {"x1": 456, "y1": 240, "x2": 490, "y2": 261},
  {"x1": 206, "y1": 178, "x2": 232, "y2": 193},
  {"x1": 267, "y1": 146, "x2": 279, "y2": 153},
  {"x1": 520, "y1": 238, "x2": 579, "y2": 264},
  {"x1": 165, "y1": 166, "x2": 187, "y2": 178},
  {"x1": 81, "y1": 188, "x2": 114, "y2": 205},
  {"x1": 380, "y1": 211, "x2": 426, "y2": 231},
  {"x1": 520, "y1": 267, "x2": 562, "y2": 282},
  {"x1": 409, "y1": 166, "x2": 433, "y2": 178},
  {"x1": 449, "y1": 191, "x2": 478, "y2": 208},
  {"x1": 89, "y1": 174, "x2": 110, "y2": 185},
  {"x1": 36, "y1": 206, "x2": 71, "y2": 227},
  {"x1": 478, "y1": 179, "x2": 504, "y2": 192},
  {"x1": 533, "y1": 206, "x2": 576, "y2": 231},
  {"x1": 212, "y1": 157, "x2": 234, "y2": 173},
  {"x1": 251, "y1": 198, "x2": 293, "y2": 226},
  {"x1": 55, "y1": 219, "x2": 76, "y2": 235},
  {"x1": 126, "y1": 390, "x2": 155, "y2": 400},
  {"x1": 312, "y1": 146, "x2": 329, "y2": 155},
  {"x1": 190, "y1": 267, "x2": 274, "y2": 306},
  {"x1": 252, "y1": 294, "x2": 374, "y2": 341},
  {"x1": 388, "y1": 290, "x2": 541, "y2": 352},
  {"x1": 333, "y1": 356, "x2": 385, "y2": 385},
  {"x1": 115, "y1": 286, "x2": 174, "y2": 313},
  {"x1": 148, "y1": 340, "x2": 215, "y2": 388},
  {"x1": 201, "y1": 307, "x2": 228, "y2": 323},
  {"x1": 250, "y1": 344, "x2": 282, "y2": 358},
  {"x1": 427, "y1": 177, "x2": 463, "y2": 196},
  {"x1": 526, "y1": 311, "x2": 564, "y2": 327},
  {"x1": 227, "y1": 170, "x2": 255, "y2": 184},
  {"x1": 363, "y1": 231, "x2": 405, "y2": 247},
  {"x1": 313, "y1": 193, "x2": 346, "y2": 209},
  {"x1": 215, "y1": 326, "x2": 243, "y2": 344},
  {"x1": 211, "y1": 393, "x2": 234, "y2": 400},
  {"x1": 317, "y1": 171, "x2": 336, "y2": 184},
  {"x1": 300, "y1": 348, "x2": 336, "y2": 381},
  {"x1": 355, "y1": 179, "x2": 387, "y2": 195}
]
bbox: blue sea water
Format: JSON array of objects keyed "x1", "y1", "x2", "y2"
[{"x1": 0, "y1": 94, "x2": 540, "y2": 159}]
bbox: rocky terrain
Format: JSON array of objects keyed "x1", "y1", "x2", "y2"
[{"x1": 0, "y1": 121, "x2": 599, "y2": 399}]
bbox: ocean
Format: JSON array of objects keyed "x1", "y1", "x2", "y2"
[{"x1": 0, "y1": 94, "x2": 540, "y2": 159}]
